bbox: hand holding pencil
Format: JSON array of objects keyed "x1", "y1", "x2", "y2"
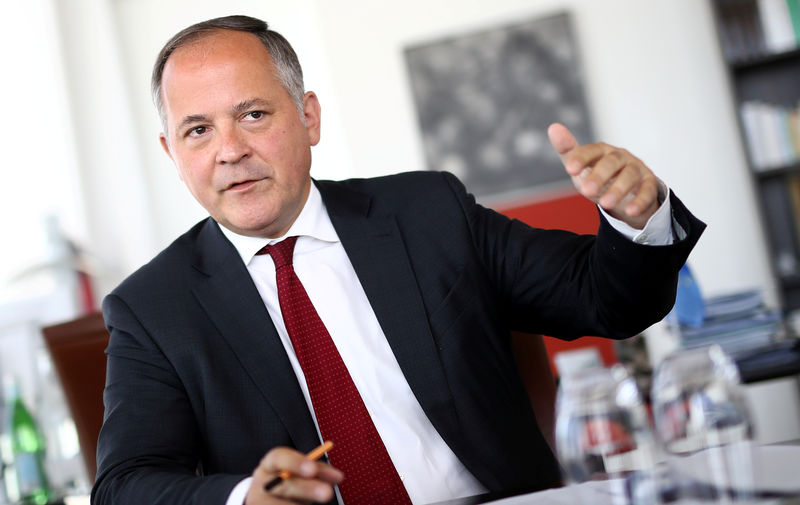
[{"x1": 245, "y1": 441, "x2": 343, "y2": 504}]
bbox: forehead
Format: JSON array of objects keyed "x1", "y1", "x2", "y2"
[
  {"x1": 167, "y1": 29, "x2": 270, "y2": 68},
  {"x1": 160, "y1": 30, "x2": 279, "y2": 117}
]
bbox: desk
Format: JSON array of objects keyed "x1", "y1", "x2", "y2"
[
  {"x1": 735, "y1": 340, "x2": 800, "y2": 444},
  {"x1": 430, "y1": 444, "x2": 800, "y2": 505},
  {"x1": 736, "y1": 339, "x2": 800, "y2": 384},
  {"x1": 432, "y1": 486, "x2": 800, "y2": 504},
  {"x1": 435, "y1": 489, "x2": 800, "y2": 505}
]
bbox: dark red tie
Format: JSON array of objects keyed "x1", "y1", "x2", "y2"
[{"x1": 258, "y1": 236, "x2": 412, "y2": 505}]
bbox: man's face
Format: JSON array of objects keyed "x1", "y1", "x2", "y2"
[{"x1": 159, "y1": 30, "x2": 321, "y2": 238}]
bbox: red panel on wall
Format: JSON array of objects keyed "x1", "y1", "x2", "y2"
[
  {"x1": 495, "y1": 191, "x2": 618, "y2": 375},
  {"x1": 496, "y1": 191, "x2": 599, "y2": 235}
]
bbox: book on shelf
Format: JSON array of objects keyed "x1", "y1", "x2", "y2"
[
  {"x1": 789, "y1": 0, "x2": 800, "y2": 44},
  {"x1": 716, "y1": 0, "x2": 800, "y2": 62},
  {"x1": 790, "y1": 109, "x2": 800, "y2": 154},
  {"x1": 718, "y1": 0, "x2": 767, "y2": 61},
  {"x1": 758, "y1": 0, "x2": 798, "y2": 52},
  {"x1": 787, "y1": 173, "x2": 800, "y2": 253},
  {"x1": 761, "y1": 177, "x2": 800, "y2": 277},
  {"x1": 739, "y1": 100, "x2": 800, "y2": 171}
]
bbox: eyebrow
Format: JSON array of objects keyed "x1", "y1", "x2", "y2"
[
  {"x1": 176, "y1": 98, "x2": 271, "y2": 132},
  {"x1": 231, "y1": 98, "x2": 270, "y2": 116},
  {"x1": 177, "y1": 113, "x2": 209, "y2": 132}
]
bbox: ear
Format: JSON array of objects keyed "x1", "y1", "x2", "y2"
[
  {"x1": 160, "y1": 132, "x2": 173, "y2": 160},
  {"x1": 302, "y1": 91, "x2": 322, "y2": 146},
  {"x1": 160, "y1": 133, "x2": 183, "y2": 181}
]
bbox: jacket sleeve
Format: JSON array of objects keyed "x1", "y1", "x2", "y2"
[
  {"x1": 440, "y1": 171, "x2": 706, "y2": 340},
  {"x1": 91, "y1": 294, "x2": 244, "y2": 505}
]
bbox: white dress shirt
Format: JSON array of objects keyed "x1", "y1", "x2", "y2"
[{"x1": 223, "y1": 180, "x2": 677, "y2": 505}]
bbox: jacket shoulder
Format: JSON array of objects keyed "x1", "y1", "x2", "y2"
[
  {"x1": 109, "y1": 218, "x2": 213, "y2": 299},
  {"x1": 317, "y1": 170, "x2": 469, "y2": 208}
]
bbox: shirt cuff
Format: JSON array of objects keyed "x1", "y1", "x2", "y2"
[
  {"x1": 226, "y1": 477, "x2": 252, "y2": 505},
  {"x1": 599, "y1": 179, "x2": 674, "y2": 246}
]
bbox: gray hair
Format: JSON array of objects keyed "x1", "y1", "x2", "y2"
[{"x1": 151, "y1": 15, "x2": 305, "y2": 133}]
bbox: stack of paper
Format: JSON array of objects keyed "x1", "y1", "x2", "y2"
[{"x1": 677, "y1": 290, "x2": 781, "y2": 357}]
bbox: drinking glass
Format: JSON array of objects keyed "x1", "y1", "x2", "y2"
[
  {"x1": 555, "y1": 364, "x2": 662, "y2": 505},
  {"x1": 651, "y1": 344, "x2": 755, "y2": 502}
]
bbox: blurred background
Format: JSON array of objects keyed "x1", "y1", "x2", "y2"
[{"x1": 1, "y1": 0, "x2": 799, "y2": 500}]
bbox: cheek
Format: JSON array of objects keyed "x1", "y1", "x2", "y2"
[
  {"x1": 176, "y1": 160, "x2": 214, "y2": 198},
  {"x1": 260, "y1": 128, "x2": 309, "y2": 164},
  {"x1": 174, "y1": 148, "x2": 211, "y2": 179}
]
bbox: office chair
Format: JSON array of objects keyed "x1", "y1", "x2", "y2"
[
  {"x1": 511, "y1": 331, "x2": 558, "y2": 454},
  {"x1": 42, "y1": 312, "x2": 109, "y2": 482}
]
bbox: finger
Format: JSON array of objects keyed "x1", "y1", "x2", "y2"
[
  {"x1": 597, "y1": 162, "x2": 640, "y2": 209},
  {"x1": 625, "y1": 174, "x2": 659, "y2": 217},
  {"x1": 583, "y1": 151, "x2": 626, "y2": 199},
  {"x1": 262, "y1": 460, "x2": 343, "y2": 486},
  {"x1": 268, "y1": 476, "x2": 336, "y2": 504},
  {"x1": 563, "y1": 143, "x2": 610, "y2": 177},
  {"x1": 547, "y1": 123, "x2": 579, "y2": 172},
  {"x1": 314, "y1": 462, "x2": 345, "y2": 484},
  {"x1": 547, "y1": 122, "x2": 577, "y2": 155},
  {"x1": 245, "y1": 478, "x2": 303, "y2": 505},
  {"x1": 250, "y1": 474, "x2": 332, "y2": 505},
  {"x1": 252, "y1": 448, "x2": 343, "y2": 504},
  {"x1": 259, "y1": 447, "x2": 319, "y2": 479}
]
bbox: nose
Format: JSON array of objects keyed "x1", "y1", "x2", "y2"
[{"x1": 215, "y1": 126, "x2": 252, "y2": 165}]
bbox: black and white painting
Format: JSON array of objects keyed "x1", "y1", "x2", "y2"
[{"x1": 405, "y1": 12, "x2": 593, "y2": 200}]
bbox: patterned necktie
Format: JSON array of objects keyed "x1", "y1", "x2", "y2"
[{"x1": 258, "y1": 236, "x2": 412, "y2": 505}]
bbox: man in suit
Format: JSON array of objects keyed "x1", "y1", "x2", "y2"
[{"x1": 92, "y1": 15, "x2": 704, "y2": 505}]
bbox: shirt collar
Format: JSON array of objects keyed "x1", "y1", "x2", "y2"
[{"x1": 219, "y1": 182, "x2": 339, "y2": 265}]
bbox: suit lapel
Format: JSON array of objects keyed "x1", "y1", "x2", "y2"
[
  {"x1": 190, "y1": 219, "x2": 321, "y2": 452},
  {"x1": 316, "y1": 181, "x2": 461, "y2": 438}
]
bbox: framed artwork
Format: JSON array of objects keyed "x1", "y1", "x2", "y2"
[{"x1": 405, "y1": 12, "x2": 593, "y2": 201}]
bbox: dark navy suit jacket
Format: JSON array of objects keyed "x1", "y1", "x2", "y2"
[{"x1": 92, "y1": 171, "x2": 704, "y2": 505}]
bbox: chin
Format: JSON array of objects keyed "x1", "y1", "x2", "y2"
[{"x1": 227, "y1": 216, "x2": 282, "y2": 237}]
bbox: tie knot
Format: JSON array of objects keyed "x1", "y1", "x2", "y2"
[{"x1": 257, "y1": 236, "x2": 298, "y2": 269}]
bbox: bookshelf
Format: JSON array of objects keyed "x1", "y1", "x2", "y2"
[{"x1": 711, "y1": 0, "x2": 800, "y2": 310}]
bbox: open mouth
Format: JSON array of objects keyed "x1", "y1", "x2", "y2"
[{"x1": 227, "y1": 179, "x2": 258, "y2": 191}]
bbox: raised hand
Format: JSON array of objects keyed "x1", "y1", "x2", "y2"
[{"x1": 548, "y1": 123, "x2": 660, "y2": 230}]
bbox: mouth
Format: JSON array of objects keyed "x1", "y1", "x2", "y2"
[{"x1": 226, "y1": 179, "x2": 261, "y2": 191}]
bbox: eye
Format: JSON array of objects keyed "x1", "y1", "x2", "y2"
[
  {"x1": 243, "y1": 111, "x2": 264, "y2": 121},
  {"x1": 187, "y1": 126, "x2": 207, "y2": 137}
]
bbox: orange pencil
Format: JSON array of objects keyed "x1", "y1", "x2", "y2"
[{"x1": 263, "y1": 440, "x2": 334, "y2": 491}]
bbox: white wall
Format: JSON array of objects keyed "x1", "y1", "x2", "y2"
[
  {"x1": 53, "y1": 0, "x2": 775, "y2": 304},
  {"x1": 0, "y1": 1, "x2": 87, "y2": 291}
]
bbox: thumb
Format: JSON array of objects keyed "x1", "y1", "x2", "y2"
[{"x1": 547, "y1": 122, "x2": 579, "y2": 173}]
